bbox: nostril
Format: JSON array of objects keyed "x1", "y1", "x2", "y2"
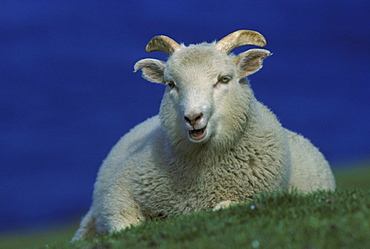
[
  {"x1": 195, "y1": 113, "x2": 203, "y2": 122},
  {"x1": 184, "y1": 116, "x2": 191, "y2": 124},
  {"x1": 184, "y1": 113, "x2": 203, "y2": 126}
]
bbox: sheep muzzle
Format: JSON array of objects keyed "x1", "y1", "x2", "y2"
[{"x1": 189, "y1": 127, "x2": 207, "y2": 141}]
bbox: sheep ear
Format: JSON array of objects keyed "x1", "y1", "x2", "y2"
[
  {"x1": 234, "y1": 49, "x2": 272, "y2": 77},
  {"x1": 134, "y1": 59, "x2": 166, "y2": 84}
]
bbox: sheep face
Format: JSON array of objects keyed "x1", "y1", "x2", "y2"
[
  {"x1": 134, "y1": 31, "x2": 271, "y2": 149},
  {"x1": 162, "y1": 45, "x2": 240, "y2": 144}
]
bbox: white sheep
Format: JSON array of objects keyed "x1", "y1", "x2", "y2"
[{"x1": 72, "y1": 30, "x2": 336, "y2": 241}]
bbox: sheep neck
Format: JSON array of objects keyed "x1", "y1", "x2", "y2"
[{"x1": 161, "y1": 97, "x2": 262, "y2": 173}]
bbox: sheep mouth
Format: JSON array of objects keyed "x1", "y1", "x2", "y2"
[{"x1": 188, "y1": 127, "x2": 207, "y2": 141}]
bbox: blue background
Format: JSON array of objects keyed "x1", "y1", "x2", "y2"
[{"x1": 1, "y1": 1, "x2": 369, "y2": 233}]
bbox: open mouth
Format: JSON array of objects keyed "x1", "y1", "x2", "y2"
[{"x1": 189, "y1": 127, "x2": 207, "y2": 141}]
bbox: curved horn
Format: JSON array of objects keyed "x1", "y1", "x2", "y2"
[
  {"x1": 215, "y1": 30, "x2": 267, "y2": 53},
  {"x1": 145, "y1": 35, "x2": 181, "y2": 56}
]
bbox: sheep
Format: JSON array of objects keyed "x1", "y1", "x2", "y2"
[{"x1": 72, "y1": 30, "x2": 336, "y2": 241}]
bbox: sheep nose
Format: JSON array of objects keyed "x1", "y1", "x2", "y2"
[{"x1": 184, "y1": 112, "x2": 203, "y2": 127}]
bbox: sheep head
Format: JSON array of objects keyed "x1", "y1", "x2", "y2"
[{"x1": 134, "y1": 30, "x2": 271, "y2": 148}]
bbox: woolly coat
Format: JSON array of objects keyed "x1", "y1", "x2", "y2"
[{"x1": 72, "y1": 95, "x2": 335, "y2": 240}]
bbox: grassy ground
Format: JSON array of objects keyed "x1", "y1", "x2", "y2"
[
  {"x1": 1, "y1": 165, "x2": 369, "y2": 249},
  {"x1": 0, "y1": 225, "x2": 78, "y2": 249},
  {"x1": 334, "y1": 164, "x2": 370, "y2": 190}
]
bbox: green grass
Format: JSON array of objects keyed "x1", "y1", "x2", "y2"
[
  {"x1": 334, "y1": 164, "x2": 370, "y2": 190},
  {"x1": 2, "y1": 165, "x2": 369, "y2": 249},
  {"x1": 50, "y1": 189, "x2": 370, "y2": 249},
  {"x1": 0, "y1": 224, "x2": 79, "y2": 249}
]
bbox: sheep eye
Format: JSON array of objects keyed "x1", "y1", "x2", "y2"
[
  {"x1": 166, "y1": 81, "x2": 176, "y2": 89},
  {"x1": 218, "y1": 75, "x2": 231, "y2": 84}
]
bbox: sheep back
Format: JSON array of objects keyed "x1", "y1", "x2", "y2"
[{"x1": 287, "y1": 130, "x2": 336, "y2": 192}]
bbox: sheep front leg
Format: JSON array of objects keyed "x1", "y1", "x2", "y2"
[
  {"x1": 213, "y1": 200, "x2": 235, "y2": 211},
  {"x1": 96, "y1": 195, "x2": 146, "y2": 236},
  {"x1": 72, "y1": 208, "x2": 97, "y2": 241}
]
